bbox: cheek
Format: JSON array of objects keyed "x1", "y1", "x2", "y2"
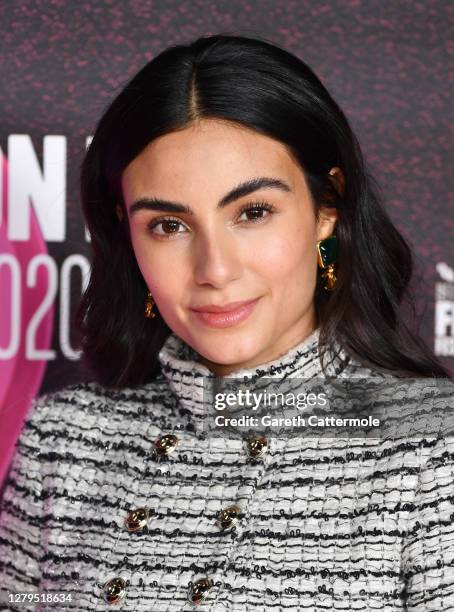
[
  {"x1": 251, "y1": 220, "x2": 317, "y2": 282},
  {"x1": 130, "y1": 236, "x2": 187, "y2": 305}
]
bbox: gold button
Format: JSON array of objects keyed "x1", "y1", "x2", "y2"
[
  {"x1": 246, "y1": 435, "x2": 268, "y2": 458},
  {"x1": 154, "y1": 433, "x2": 179, "y2": 457},
  {"x1": 103, "y1": 576, "x2": 126, "y2": 605},
  {"x1": 188, "y1": 577, "x2": 213, "y2": 605},
  {"x1": 215, "y1": 504, "x2": 241, "y2": 531},
  {"x1": 125, "y1": 506, "x2": 153, "y2": 532}
]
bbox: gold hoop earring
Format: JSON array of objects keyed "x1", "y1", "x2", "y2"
[
  {"x1": 145, "y1": 291, "x2": 156, "y2": 319},
  {"x1": 316, "y1": 235, "x2": 338, "y2": 291}
]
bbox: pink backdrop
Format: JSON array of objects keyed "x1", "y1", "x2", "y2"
[{"x1": 0, "y1": 154, "x2": 54, "y2": 484}]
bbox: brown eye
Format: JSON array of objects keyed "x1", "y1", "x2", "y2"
[
  {"x1": 147, "y1": 217, "x2": 188, "y2": 236},
  {"x1": 161, "y1": 220, "x2": 180, "y2": 233},
  {"x1": 238, "y1": 202, "x2": 275, "y2": 223},
  {"x1": 244, "y1": 208, "x2": 267, "y2": 220}
]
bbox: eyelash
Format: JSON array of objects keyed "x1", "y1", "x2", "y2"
[{"x1": 146, "y1": 201, "x2": 276, "y2": 237}]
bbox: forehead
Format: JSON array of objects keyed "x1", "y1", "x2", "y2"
[{"x1": 121, "y1": 119, "x2": 304, "y2": 199}]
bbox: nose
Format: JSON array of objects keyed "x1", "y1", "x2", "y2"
[{"x1": 192, "y1": 228, "x2": 242, "y2": 288}]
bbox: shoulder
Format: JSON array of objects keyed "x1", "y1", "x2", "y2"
[
  {"x1": 24, "y1": 381, "x2": 117, "y2": 434},
  {"x1": 22, "y1": 375, "x2": 171, "y2": 442},
  {"x1": 32, "y1": 374, "x2": 169, "y2": 414}
]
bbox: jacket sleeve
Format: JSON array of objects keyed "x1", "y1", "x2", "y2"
[
  {"x1": 402, "y1": 436, "x2": 454, "y2": 611},
  {"x1": 0, "y1": 398, "x2": 45, "y2": 610}
]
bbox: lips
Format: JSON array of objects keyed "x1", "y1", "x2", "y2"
[
  {"x1": 189, "y1": 298, "x2": 260, "y2": 328},
  {"x1": 190, "y1": 299, "x2": 258, "y2": 313}
]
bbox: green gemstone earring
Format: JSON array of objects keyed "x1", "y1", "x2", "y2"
[{"x1": 316, "y1": 234, "x2": 338, "y2": 291}]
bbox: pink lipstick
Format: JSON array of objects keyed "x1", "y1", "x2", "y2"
[{"x1": 189, "y1": 298, "x2": 260, "y2": 328}]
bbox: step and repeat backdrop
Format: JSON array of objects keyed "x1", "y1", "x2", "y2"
[{"x1": 1, "y1": 0, "x2": 453, "y2": 482}]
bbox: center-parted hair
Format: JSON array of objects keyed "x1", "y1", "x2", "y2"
[{"x1": 77, "y1": 34, "x2": 449, "y2": 386}]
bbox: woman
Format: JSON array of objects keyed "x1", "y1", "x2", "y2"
[{"x1": 0, "y1": 34, "x2": 453, "y2": 611}]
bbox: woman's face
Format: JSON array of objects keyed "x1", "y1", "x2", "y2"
[{"x1": 122, "y1": 119, "x2": 338, "y2": 375}]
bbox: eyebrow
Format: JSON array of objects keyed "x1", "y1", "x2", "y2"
[{"x1": 128, "y1": 176, "x2": 291, "y2": 216}]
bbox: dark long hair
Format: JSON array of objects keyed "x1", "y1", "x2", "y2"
[{"x1": 76, "y1": 33, "x2": 450, "y2": 386}]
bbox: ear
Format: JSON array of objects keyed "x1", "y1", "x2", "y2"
[
  {"x1": 316, "y1": 205, "x2": 338, "y2": 241},
  {"x1": 328, "y1": 166, "x2": 345, "y2": 197},
  {"x1": 116, "y1": 204, "x2": 124, "y2": 221},
  {"x1": 316, "y1": 167, "x2": 343, "y2": 241}
]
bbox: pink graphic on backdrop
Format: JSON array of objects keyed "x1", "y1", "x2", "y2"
[{"x1": 0, "y1": 152, "x2": 54, "y2": 485}]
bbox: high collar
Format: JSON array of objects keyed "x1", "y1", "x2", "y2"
[{"x1": 157, "y1": 328, "x2": 351, "y2": 421}]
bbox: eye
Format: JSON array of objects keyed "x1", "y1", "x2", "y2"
[
  {"x1": 237, "y1": 201, "x2": 276, "y2": 223},
  {"x1": 147, "y1": 217, "x2": 189, "y2": 237},
  {"x1": 146, "y1": 201, "x2": 276, "y2": 238}
]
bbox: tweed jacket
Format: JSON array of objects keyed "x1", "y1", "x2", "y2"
[{"x1": 1, "y1": 328, "x2": 454, "y2": 611}]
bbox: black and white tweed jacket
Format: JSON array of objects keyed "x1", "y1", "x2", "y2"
[{"x1": 1, "y1": 329, "x2": 454, "y2": 611}]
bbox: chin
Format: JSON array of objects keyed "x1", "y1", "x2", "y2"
[{"x1": 193, "y1": 331, "x2": 265, "y2": 368}]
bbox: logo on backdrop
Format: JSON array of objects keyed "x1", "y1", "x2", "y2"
[
  {"x1": 0, "y1": 135, "x2": 92, "y2": 363},
  {"x1": 435, "y1": 262, "x2": 454, "y2": 356}
]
